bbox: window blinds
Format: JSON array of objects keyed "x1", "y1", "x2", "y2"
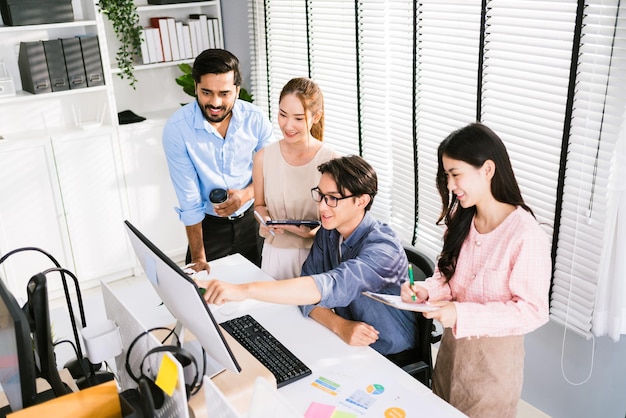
[
  {"x1": 249, "y1": 0, "x2": 309, "y2": 133},
  {"x1": 414, "y1": 1, "x2": 482, "y2": 259},
  {"x1": 248, "y1": 0, "x2": 626, "y2": 339},
  {"x1": 555, "y1": 1, "x2": 626, "y2": 339},
  {"x1": 357, "y1": 1, "x2": 415, "y2": 240},
  {"x1": 308, "y1": 1, "x2": 360, "y2": 158}
]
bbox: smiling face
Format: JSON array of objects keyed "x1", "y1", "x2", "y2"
[
  {"x1": 442, "y1": 155, "x2": 493, "y2": 209},
  {"x1": 316, "y1": 172, "x2": 369, "y2": 239},
  {"x1": 278, "y1": 93, "x2": 317, "y2": 144},
  {"x1": 195, "y1": 71, "x2": 239, "y2": 124}
]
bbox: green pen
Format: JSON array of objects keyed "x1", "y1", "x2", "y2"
[{"x1": 408, "y1": 264, "x2": 416, "y2": 301}]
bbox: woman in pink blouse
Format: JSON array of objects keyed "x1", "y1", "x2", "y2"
[{"x1": 402, "y1": 123, "x2": 551, "y2": 417}]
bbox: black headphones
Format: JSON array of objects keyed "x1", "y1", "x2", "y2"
[{"x1": 125, "y1": 327, "x2": 201, "y2": 409}]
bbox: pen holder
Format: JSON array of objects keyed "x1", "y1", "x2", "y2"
[{"x1": 81, "y1": 319, "x2": 123, "y2": 364}]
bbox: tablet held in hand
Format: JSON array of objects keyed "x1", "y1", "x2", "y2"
[{"x1": 265, "y1": 220, "x2": 321, "y2": 228}]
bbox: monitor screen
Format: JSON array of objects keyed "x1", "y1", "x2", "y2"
[
  {"x1": 123, "y1": 220, "x2": 240, "y2": 375},
  {"x1": 0, "y1": 276, "x2": 38, "y2": 412}
]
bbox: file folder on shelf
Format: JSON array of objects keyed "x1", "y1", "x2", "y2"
[
  {"x1": 43, "y1": 39, "x2": 69, "y2": 92},
  {"x1": 78, "y1": 35, "x2": 105, "y2": 88},
  {"x1": 0, "y1": 0, "x2": 73, "y2": 26},
  {"x1": 62, "y1": 37, "x2": 88, "y2": 90},
  {"x1": 18, "y1": 41, "x2": 51, "y2": 95}
]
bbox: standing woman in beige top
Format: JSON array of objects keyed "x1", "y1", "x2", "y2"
[{"x1": 252, "y1": 77, "x2": 339, "y2": 280}]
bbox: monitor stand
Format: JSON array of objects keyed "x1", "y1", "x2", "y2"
[{"x1": 172, "y1": 321, "x2": 224, "y2": 379}]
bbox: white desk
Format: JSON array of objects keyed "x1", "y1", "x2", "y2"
[{"x1": 115, "y1": 253, "x2": 466, "y2": 417}]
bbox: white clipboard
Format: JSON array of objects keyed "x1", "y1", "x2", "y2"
[{"x1": 362, "y1": 291, "x2": 439, "y2": 312}]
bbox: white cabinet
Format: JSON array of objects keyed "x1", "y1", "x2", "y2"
[
  {"x1": 51, "y1": 129, "x2": 135, "y2": 283},
  {"x1": 118, "y1": 112, "x2": 187, "y2": 260},
  {"x1": 0, "y1": 136, "x2": 71, "y2": 301},
  {"x1": 0, "y1": 0, "x2": 224, "y2": 296},
  {"x1": 0, "y1": 130, "x2": 135, "y2": 299},
  {"x1": 0, "y1": 131, "x2": 138, "y2": 300}
]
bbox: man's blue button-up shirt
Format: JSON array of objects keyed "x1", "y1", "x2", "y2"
[
  {"x1": 300, "y1": 213, "x2": 417, "y2": 355},
  {"x1": 162, "y1": 99, "x2": 275, "y2": 226}
]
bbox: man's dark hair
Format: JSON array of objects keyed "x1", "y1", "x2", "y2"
[
  {"x1": 192, "y1": 49, "x2": 242, "y2": 86},
  {"x1": 317, "y1": 155, "x2": 378, "y2": 212}
]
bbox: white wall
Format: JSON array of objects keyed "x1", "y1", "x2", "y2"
[
  {"x1": 523, "y1": 321, "x2": 626, "y2": 417},
  {"x1": 221, "y1": 4, "x2": 626, "y2": 418},
  {"x1": 221, "y1": 0, "x2": 253, "y2": 91}
]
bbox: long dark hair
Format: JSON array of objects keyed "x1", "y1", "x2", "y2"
[{"x1": 436, "y1": 123, "x2": 533, "y2": 282}]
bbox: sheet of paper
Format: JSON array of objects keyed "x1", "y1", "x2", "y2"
[{"x1": 362, "y1": 291, "x2": 439, "y2": 312}]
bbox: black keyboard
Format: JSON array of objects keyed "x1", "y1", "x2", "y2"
[{"x1": 220, "y1": 314, "x2": 312, "y2": 388}]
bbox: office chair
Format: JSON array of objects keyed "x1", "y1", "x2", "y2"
[{"x1": 393, "y1": 245, "x2": 441, "y2": 388}]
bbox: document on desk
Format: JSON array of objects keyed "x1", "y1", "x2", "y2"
[{"x1": 362, "y1": 291, "x2": 438, "y2": 312}]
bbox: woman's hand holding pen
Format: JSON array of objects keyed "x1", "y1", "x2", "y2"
[
  {"x1": 400, "y1": 281, "x2": 457, "y2": 328},
  {"x1": 401, "y1": 280, "x2": 428, "y2": 303}
]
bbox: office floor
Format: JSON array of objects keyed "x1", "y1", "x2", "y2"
[{"x1": 47, "y1": 276, "x2": 550, "y2": 418}]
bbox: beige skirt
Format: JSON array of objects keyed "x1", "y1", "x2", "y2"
[{"x1": 432, "y1": 328, "x2": 524, "y2": 418}]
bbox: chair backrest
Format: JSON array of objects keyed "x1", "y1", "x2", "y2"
[
  {"x1": 403, "y1": 245, "x2": 436, "y2": 387},
  {"x1": 404, "y1": 246, "x2": 435, "y2": 281}
]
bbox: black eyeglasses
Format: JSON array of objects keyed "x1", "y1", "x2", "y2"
[{"x1": 311, "y1": 188, "x2": 355, "y2": 208}]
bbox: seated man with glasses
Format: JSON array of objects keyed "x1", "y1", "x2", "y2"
[{"x1": 202, "y1": 155, "x2": 417, "y2": 357}]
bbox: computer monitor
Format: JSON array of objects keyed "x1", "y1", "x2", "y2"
[
  {"x1": 101, "y1": 281, "x2": 189, "y2": 417},
  {"x1": 123, "y1": 220, "x2": 240, "y2": 375},
  {"x1": 0, "y1": 275, "x2": 38, "y2": 412}
]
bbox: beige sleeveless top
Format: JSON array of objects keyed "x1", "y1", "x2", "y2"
[{"x1": 262, "y1": 140, "x2": 338, "y2": 249}]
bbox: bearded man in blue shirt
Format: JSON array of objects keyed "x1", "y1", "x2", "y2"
[
  {"x1": 202, "y1": 155, "x2": 417, "y2": 357},
  {"x1": 163, "y1": 49, "x2": 275, "y2": 273}
]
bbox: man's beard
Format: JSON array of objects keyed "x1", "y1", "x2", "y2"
[{"x1": 197, "y1": 97, "x2": 233, "y2": 123}]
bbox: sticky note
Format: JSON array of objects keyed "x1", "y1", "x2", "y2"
[
  {"x1": 331, "y1": 411, "x2": 358, "y2": 418},
  {"x1": 155, "y1": 354, "x2": 179, "y2": 396},
  {"x1": 304, "y1": 402, "x2": 335, "y2": 418}
]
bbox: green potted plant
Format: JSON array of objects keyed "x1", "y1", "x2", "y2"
[
  {"x1": 176, "y1": 62, "x2": 253, "y2": 103},
  {"x1": 97, "y1": 0, "x2": 143, "y2": 88}
]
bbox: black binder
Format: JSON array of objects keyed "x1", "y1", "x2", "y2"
[
  {"x1": 62, "y1": 37, "x2": 87, "y2": 90},
  {"x1": 43, "y1": 39, "x2": 69, "y2": 92},
  {"x1": 18, "y1": 41, "x2": 51, "y2": 94},
  {"x1": 79, "y1": 35, "x2": 105, "y2": 87},
  {"x1": 0, "y1": 0, "x2": 73, "y2": 26}
]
